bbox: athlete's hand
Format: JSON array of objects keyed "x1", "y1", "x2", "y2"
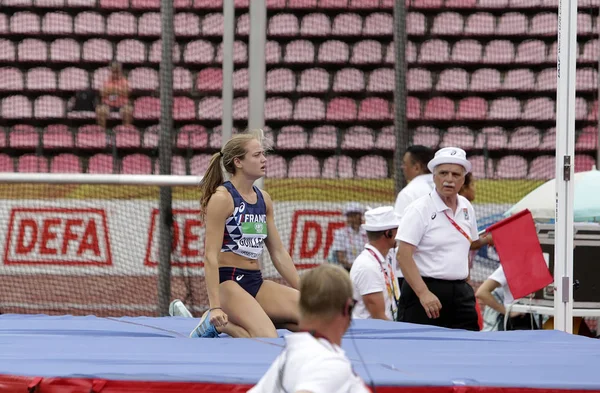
[
  {"x1": 419, "y1": 290, "x2": 442, "y2": 319},
  {"x1": 210, "y1": 308, "x2": 228, "y2": 328}
]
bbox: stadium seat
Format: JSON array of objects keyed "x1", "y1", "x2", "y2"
[
  {"x1": 121, "y1": 154, "x2": 152, "y2": 174},
  {"x1": 309, "y1": 126, "x2": 338, "y2": 150},
  {"x1": 34, "y1": 96, "x2": 64, "y2": 119},
  {"x1": 326, "y1": 97, "x2": 357, "y2": 121},
  {"x1": 349, "y1": 0, "x2": 380, "y2": 7},
  {"x1": 367, "y1": 68, "x2": 393, "y2": 93},
  {"x1": 332, "y1": 68, "x2": 364, "y2": 92},
  {"x1": 18, "y1": 155, "x2": 49, "y2": 173},
  {"x1": 43, "y1": 126, "x2": 73, "y2": 148},
  {"x1": 576, "y1": 127, "x2": 598, "y2": 152},
  {"x1": 341, "y1": 127, "x2": 374, "y2": 150},
  {"x1": 300, "y1": 13, "x2": 331, "y2": 36},
  {"x1": 436, "y1": 69, "x2": 468, "y2": 91},
  {"x1": 196, "y1": 68, "x2": 222, "y2": 92},
  {"x1": 317, "y1": 40, "x2": 348, "y2": 63},
  {"x1": 406, "y1": 96, "x2": 421, "y2": 120},
  {"x1": 450, "y1": 40, "x2": 482, "y2": 63},
  {"x1": 50, "y1": 39, "x2": 80, "y2": 62},
  {"x1": 114, "y1": 125, "x2": 141, "y2": 148},
  {"x1": 0, "y1": 40, "x2": 15, "y2": 62},
  {"x1": 142, "y1": 126, "x2": 158, "y2": 148},
  {"x1": 508, "y1": 127, "x2": 541, "y2": 150},
  {"x1": 26, "y1": 68, "x2": 57, "y2": 91},
  {"x1": 3, "y1": 0, "x2": 32, "y2": 5},
  {"x1": 18, "y1": 39, "x2": 48, "y2": 62},
  {"x1": 134, "y1": 97, "x2": 160, "y2": 120},
  {"x1": 42, "y1": 12, "x2": 73, "y2": 34},
  {"x1": 483, "y1": 40, "x2": 515, "y2": 63},
  {"x1": 475, "y1": 127, "x2": 508, "y2": 150},
  {"x1": 10, "y1": 129, "x2": 38, "y2": 149},
  {"x1": 138, "y1": 12, "x2": 161, "y2": 36},
  {"x1": 131, "y1": 0, "x2": 159, "y2": 8},
  {"x1": 470, "y1": 68, "x2": 501, "y2": 91},
  {"x1": 413, "y1": 126, "x2": 440, "y2": 148},
  {"x1": 92, "y1": 67, "x2": 111, "y2": 90},
  {"x1": 441, "y1": 127, "x2": 475, "y2": 149},
  {"x1": 478, "y1": 0, "x2": 508, "y2": 7},
  {"x1": 82, "y1": 39, "x2": 112, "y2": 62},
  {"x1": 375, "y1": 127, "x2": 395, "y2": 150},
  {"x1": 175, "y1": 13, "x2": 200, "y2": 36},
  {"x1": 297, "y1": 68, "x2": 329, "y2": 92},
  {"x1": 265, "y1": 97, "x2": 293, "y2": 120},
  {"x1": 424, "y1": 97, "x2": 454, "y2": 120},
  {"x1": 183, "y1": 40, "x2": 214, "y2": 64},
  {"x1": 100, "y1": 0, "x2": 130, "y2": 8},
  {"x1": 407, "y1": 12, "x2": 426, "y2": 35},
  {"x1": 88, "y1": 154, "x2": 114, "y2": 174},
  {"x1": 293, "y1": 97, "x2": 325, "y2": 120},
  {"x1": 319, "y1": 0, "x2": 349, "y2": 8},
  {"x1": 495, "y1": 155, "x2": 528, "y2": 179},
  {"x1": 530, "y1": 13, "x2": 558, "y2": 36},
  {"x1": 2, "y1": 96, "x2": 32, "y2": 119},
  {"x1": 575, "y1": 97, "x2": 588, "y2": 121},
  {"x1": 268, "y1": 13, "x2": 299, "y2": 36},
  {"x1": 356, "y1": 155, "x2": 387, "y2": 179},
  {"x1": 107, "y1": 12, "x2": 136, "y2": 36},
  {"x1": 74, "y1": 12, "x2": 105, "y2": 35},
  {"x1": 176, "y1": 125, "x2": 207, "y2": 149},
  {"x1": 503, "y1": 69, "x2": 535, "y2": 91},
  {"x1": 76, "y1": 125, "x2": 107, "y2": 149},
  {"x1": 0, "y1": 154, "x2": 14, "y2": 172},
  {"x1": 197, "y1": 97, "x2": 222, "y2": 120},
  {"x1": 202, "y1": 13, "x2": 224, "y2": 36},
  {"x1": 456, "y1": 97, "x2": 487, "y2": 120},
  {"x1": 0, "y1": 67, "x2": 24, "y2": 91},
  {"x1": 411, "y1": 0, "x2": 443, "y2": 6},
  {"x1": 575, "y1": 154, "x2": 595, "y2": 172},
  {"x1": 332, "y1": 13, "x2": 362, "y2": 36},
  {"x1": 588, "y1": 100, "x2": 598, "y2": 121},
  {"x1": 160, "y1": 156, "x2": 186, "y2": 176},
  {"x1": 236, "y1": 13, "x2": 249, "y2": 36},
  {"x1": 431, "y1": 12, "x2": 464, "y2": 35},
  {"x1": 265, "y1": 154, "x2": 287, "y2": 178},
  {"x1": 58, "y1": 68, "x2": 88, "y2": 91},
  {"x1": 116, "y1": 39, "x2": 146, "y2": 63},
  {"x1": 535, "y1": 68, "x2": 556, "y2": 91},
  {"x1": 285, "y1": 40, "x2": 315, "y2": 63},
  {"x1": 129, "y1": 68, "x2": 158, "y2": 91},
  {"x1": 363, "y1": 12, "x2": 393, "y2": 36},
  {"x1": 407, "y1": 68, "x2": 433, "y2": 92},
  {"x1": 288, "y1": 0, "x2": 317, "y2": 8},
  {"x1": 515, "y1": 40, "x2": 547, "y2": 64},
  {"x1": 539, "y1": 128, "x2": 556, "y2": 151},
  {"x1": 522, "y1": 97, "x2": 554, "y2": 120},
  {"x1": 188, "y1": 154, "x2": 211, "y2": 175},
  {"x1": 322, "y1": 155, "x2": 353, "y2": 178},
  {"x1": 233, "y1": 97, "x2": 248, "y2": 120},
  {"x1": 419, "y1": 39, "x2": 450, "y2": 63},
  {"x1": 496, "y1": 12, "x2": 528, "y2": 36},
  {"x1": 288, "y1": 155, "x2": 320, "y2": 178},
  {"x1": 358, "y1": 97, "x2": 391, "y2": 120},
  {"x1": 508, "y1": 0, "x2": 541, "y2": 6},
  {"x1": 68, "y1": 0, "x2": 97, "y2": 7},
  {"x1": 576, "y1": 68, "x2": 597, "y2": 92},
  {"x1": 173, "y1": 67, "x2": 192, "y2": 91},
  {"x1": 581, "y1": 40, "x2": 598, "y2": 63},
  {"x1": 488, "y1": 97, "x2": 521, "y2": 120},
  {"x1": 265, "y1": 41, "x2": 282, "y2": 64},
  {"x1": 233, "y1": 68, "x2": 249, "y2": 92},
  {"x1": 464, "y1": 13, "x2": 495, "y2": 35},
  {"x1": 469, "y1": 155, "x2": 494, "y2": 179},
  {"x1": 173, "y1": 97, "x2": 196, "y2": 121},
  {"x1": 266, "y1": 68, "x2": 296, "y2": 93},
  {"x1": 276, "y1": 126, "x2": 308, "y2": 150},
  {"x1": 51, "y1": 154, "x2": 81, "y2": 173},
  {"x1": 10, "y1": 12, "x2": 40, "y2": 34},
  {"x1": 528, "y1": 156, "x2": 554, "y2": 179}
]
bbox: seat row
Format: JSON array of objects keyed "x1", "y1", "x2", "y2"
[{"x1": 471, "y1": 154, "x2": 597, "y2": 180}]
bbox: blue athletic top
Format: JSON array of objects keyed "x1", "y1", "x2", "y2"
[{"x1": 220, "y1": 181, "x2": 268, "y2": 259}]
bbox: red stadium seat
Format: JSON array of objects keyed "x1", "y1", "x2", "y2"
[
  {"x1": 51, "y1": 154, "x2": 81, "y2": 173},
  {"x1": 322, "y1": 155, "x2": 353, "y2": 178},
  {"x1": 356, "y1": 155, "x2": 387, "y2": 179}
]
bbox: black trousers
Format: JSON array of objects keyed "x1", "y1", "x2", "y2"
[{"x1": 398, "y1": 277, "x2": 479, "y2": 331}]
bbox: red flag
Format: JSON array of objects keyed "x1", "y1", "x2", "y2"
[{"x1": 486, "y1": 209, "x2": 553, "y2": 300}]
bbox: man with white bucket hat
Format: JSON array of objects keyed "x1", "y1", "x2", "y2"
[
  {"x1": 350, "y1": 206, "x2": 401, "y2": 321},
  {"x1": 395, "y1": 147, "x2": 489, "y2": 331}
]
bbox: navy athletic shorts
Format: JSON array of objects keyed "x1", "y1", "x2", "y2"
[{"x1": 219, "y1": 267, "x2": 264, "y2": 298}]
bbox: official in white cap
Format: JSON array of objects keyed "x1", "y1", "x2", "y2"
[
  {"x1": 350, "y1": 206, "x2": 401, "y2": 321},
  {"x1": 329, "y1": 202, "x2": 368, "y2": 272},
  {"x1": 395, "y1": 147, "x2": 491, "y2": 331}
]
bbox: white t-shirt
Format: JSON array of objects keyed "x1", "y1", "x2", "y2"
[
  {"x1": 489, "y1": 266, "x2": 515, "y2": 306},
  {"x1": 395, "y1": 190, "x2": 478, "y2": 280},
  {"x1": 330, "y1": 226, "x2": 368, "y2": 266},
  {"x1": 350, "y1": 245, "x2": 397, "y2": 320},
  {"x1": 248, "y1": 332, "x2": 371, "y2": 393}
]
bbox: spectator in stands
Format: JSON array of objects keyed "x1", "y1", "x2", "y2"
[
  {"x1": 96, "y1": 61, "x2": 133, "y2": 129},
  {"x1": 329, "y1": 202, "x2": 368, "y2": 272},
  {"x1": 177, "y1": 129, "x2": 301, "y2": 339},
  {"x1": 350, "y1": 206, "x2": 400, "y2": 321},
  {"x1": 395, "y1": 147, "x2": 493, "y2": 331},
  {"x1": 248, "y1": 264, "x2": 371, "y2": 393}
]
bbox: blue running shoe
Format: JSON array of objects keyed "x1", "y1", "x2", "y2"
[{"x1": 190, "y1": 310, "x2": 220, "y2": 338}]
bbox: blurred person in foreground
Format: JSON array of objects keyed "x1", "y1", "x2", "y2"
[
  {"x1": 248, "y1": 264, "x2": 371, "y2": 393},
  {"x1": 96, "y1": 61, "x2": 133, "y2": 129}
]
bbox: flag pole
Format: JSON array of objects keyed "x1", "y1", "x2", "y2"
[{"x1": 554, "y1": 0, "x2": 577, "y2": 333}]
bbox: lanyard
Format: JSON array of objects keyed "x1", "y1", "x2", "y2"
[
  {"x1": 443, "y1": 211, "x2": 472, "y2": 244},
  {"x1": 366, "y1": 248, "x2": 399, "y2": 319}
]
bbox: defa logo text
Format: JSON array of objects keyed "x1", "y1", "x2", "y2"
[{"x1": 289, "y1": 210, "x2": 345, "y2": 269}]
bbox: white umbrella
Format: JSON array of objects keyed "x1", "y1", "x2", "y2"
[{"x1": 505, "y1": 168, "x2": 600, "y2": 222}]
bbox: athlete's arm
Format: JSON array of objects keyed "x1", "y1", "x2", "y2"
[
  {"x1": 362, "y1": 292, "x2": 390, "y2": 320},
  {"x1": 203, "y1": 189, "x2": 233, "y2": 324},
  {"x1": 262, "y1": 190, "x2": 300, "y2": 290}
]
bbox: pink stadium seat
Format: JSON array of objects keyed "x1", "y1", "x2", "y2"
[
  {"x1": 317, "y1": 40, "x2": 348, "y2": 63},
  {"x1": 475, "y1": 127, "x2": 508, "y2": 150},
  {"x1": 424, "y1": 97, "x2": 454, "y2": 120},
  {"x1": 131, "y1": 0, "x2": 159, "y2": 8},
  {"x1": 265, "y1": 97, "x2": 293, "y2": 121},
  {"x1": 358, "y1": 97, "x2": 391, "y2": 120},
  {"x1": 464, "y1": 13, "x2": 495, "y2": 35},
  {"x1": 18, "y1": 155, "x2": 48, "y2": 173},
  {"x1": 175, "y1": 13, "x2": 200, "y2": 36},
  {"x1": 539, "y1": 128, "x2": 556, "y2": 151},
  {"x1": 349, "y1": 0, "x2": 380, "y2": 8},
  {"x1": 34, "y1": 96, "x2": 64, "y2": 118},
  {"x1": 515, "y1": 40, "x2": 547, "y2": 64},
  {"x1": 588, "y1": 100, "x2": 598, "y2": 121},
  {"x1": 121, "y1": 154, "x2": 152, "y2": 174},
  {"x1": 268, "y1": 13, "x2": 299, "y2": 36},
  {"x1": 478, "y1": 0, "x2": 508, "y2": 7},
  {"x1": 92, "y1": 67, "x2": 111, "y2": 90},
  {"x1": 503, "y1": 69, "x2": 535, "y2": 91},
  {"x1": 341, "y1": 127, "x2": 374, "y2": 150},
  {"x1": 402, "y1": 41, "x2": 417, "y2": 63},
  {"x1": 236, "y1": 13, "x2": 249, "y2": 36},
  {"x1": 10, "y1": 12, "x2": 40, "y2": 34},
  {"x1": 117, "y1": 39, "x2": 146, "y2": 63},
  {"x1": 0, "y1": 15, "x2": 7, "y2": 34},
  {"x1": 575, "y1": 97, "x2": 589, "y2": 121},
  {"x1": 133, "y1": 97, "x2": 160, "y2": 120},
  {"x1": 88, "y1": 154, "x2": 114, "y2": 174},
  {"x1": 215, "y1": 41, "x2": 247, "y2": 64},
  {"x1": 495, "y1": 155, "x2": 528, "y2": 179},
  {"x1": 364, "y1": 13, "x2": 393, "y2": 36},
  {"x1": 196, "y1": 68, "x2": 223, "y2": 92},
  {"x1": 575, "y1": 155, "x2": 595, "y2": 173},
  {"x1": 183, "y1": 40, "x2": 214, "y2": 64},
  {"x1": 50, "y1": 39, "x2": 80, "y2": 62},
  {"x1": 576, "y1": 127, "x2": 598, "y2": 152},
  {"x1": 535, "y1": 68, "x2": 556, "y2": 91},
  {"x1": 58, "y1": 68, "x2": 88, "y2": 91},
  {"x1": 18, "y1": 39, "x2": 47, "y2": 62},
  {"x1": 483, "y1": 40, "x2": 515, "y2": 63},
  {"x1": 356, "y1": 155, "x2": 387, "y2": 179},
  {"x1": 0, "y1": 68, "x2": 24, "y2": 91},
  {"x1": 332, "y1": 13, "x2": 362, "y2": 36},
  {"x1": 10, "y1": 129, "x2": 38, "y2": 149},
  {"x1": 276, "y1": 126, "x2": 308, "y2": 150},
  {"x1": 297, "y1": 68, "x2": 329, "y2": 93},
  {"x1": 68, "y1": 0, "x2": 97, "y2": 8},
  {"x1": 266, "y1": 41, "x2": 282, "y2": 64},
  {"x1": 197, "y1": 97, "x2": 222, "y2": 120},
  {"x1": 456, "y1": 97, "x2": 487, "y2": 120},
  {"x1": 142, "y1": 126, "x2": 158, "y2": 148},
  {"x1": 189, "y1": 154, "x2": 212, "y2": 176},
  {"x1": 43, "y1": 126, "x2": 73, "y2": 148},
  {"x1": 436, "y1": 69, "x2": 468, "y2": 92},
  {"x1": 233, "y1": 97, "x2": 248, "y2": 120},
  {"x1": 578, "y1": 13, "x2": 593, "y2": 35},
  {"x1": 470, "y1": 68, "x2": 501, "y2": 91},
  {"x1": 233, "y1": 68, "x2": 249, "y2": 92},
  {"x1": 309, "y1": 126, "x2": 337, "y2": 150},
  {"x1": 288, "y1": 155, "x2": 320, "y2": 178},
  {"x1": 451, "y1": 40, "x2": 482, "y2": 63},
  {"x1": 375, "y1": 126, "x2": 394, "y2": 150},
  {"x1": 51, "y1": 154, "x2": 81, "y2": 173},
  {"x1": 114, "y1": 125, "x2": 141, "y2": 148},
  {"x1": 0, "y1": 40, "x2": 15, "y2": 62},
  {"x1": 42, "y1": 12, "x2": 72, "y2": 34},
  {"x1": 469, "y1": 155, "x2": 494, "y2": 179},
  {"x1": 528, "y1": 156, "x2": 554, "y2": 180},
  {"x1": 413, "y1": 126, "x2": 439, "y2": 148},
  {"x1": 160, "y1": 156, "x2": 186, "y2": 176},
  {"x1": 173, "y1": 67, "x2": 192, "y2": 91},
  {"x1": 548, "y1": 41, "x2": 559, "y2": 63},
  {"x1": 508, "y1": 0, "x2": 541, "y2": 6},
  {"x1": 82, "y1": 39, "x2": 112, "y2": 62},
  {"x1": 288, "y1": 0, "x2": 317, "y2": 7},
  {"x1": 202, "y1": 13, "x2": 224, "y2": 36},
  {"x1": 508, "y1": 127, "x2": 541, "y2": 150},
  {"x1": 76, "y1": 125, "x2": 107, "y2": 149},
  {"x1": 209, "y1": 129, "x2": 223, "y2": 149},
  {"x1": 129, "y1": 68, "x2": 158, "y2": 91},
  {"x1": 322, "y1": 155, "x2": 353, "y2": 179},
  {"x1": 27, "y1": 68, "x2": 56, "y2": 91},
  {"x1": 300, "y1": 13, "x2": 331, "y2": 36},
  {"x1": 522, "y1": 98, "x2": 554, "y2": 120},
  {"x1": 266, "y1": 68, "x2": 295, "y2": 93},
  {"x1": 265, "y1": 154, "x2": 287, "y2": 179},
  {"x1": 530, "y1": 13, "x2": 558, "y2": 36},
  {"x1": 107, "y1": 12, "x2": 136, "y2": 36},
  {"x1": 496, "y1": 12, "x2": 528, "y2": 36},
  {"x1": 100, "y1": 0, "x2": 130, "y2": 8},
  {"x1": 441, "y1": 127, "x2": 475, "y2": 149},
  {"x1": 576, "y1": 68, "x2": 597, "y2": 92},
  {"x1": 74, "y1": 12, "x2": 105, "y2": 35},
  {"x1": 2, "y1": 96, "x2": 32, "y2": 119},
  {"x1": 176, "y1": 125, "x2": 207, "y2": 149},
  {"x1": 327, "y1": 97, "x2": 357, "y2": 121},
  {"x1": 407, "y1": 12, "x2": 426, "y2": 35},
  {"x1": 294, "y1": 97, "x2": 325, "y2": 120},
  {"x1": 138, "y1": 13, "x2": 161, "y2": 36},
  {"x1": 419, "y1": 39, "x2": 450, "y2": 63},
  {"x1": 431, "y1": 12, "x2": 464, "y2": 35},
  {"x1": 319, "y1": 0, "x2": 348, "y2": 7},
  {"x1": 411, "y1": 0, "x2": 443, "y2": 6},
  {"x1": 581, "y1": 40, "x2": 598, "y2": 63},
  {"x1": 407, "y1": 96, "x2": 421, "y2": 120},
  {"x1": 0, "y1": 154, "x2": 14, "y2": 172},
  {"x1": 407, "y1": 68, "x2": 432, "y2": 92},
  {"x1": 488, "y1": 97, "x2": 521, "y2": 120},
  {"x1": 368, "y1": 68, "x2": 394, "y2": 93},
  {"x1": 173, "y1": 97, "x2": 196, "y2": 121},
  {"x1": 332, "y1": 68, "x2": 364, "y2": 92},
  {"x1": 3, "y1": 0, "x2": 32, "y2": 4}
]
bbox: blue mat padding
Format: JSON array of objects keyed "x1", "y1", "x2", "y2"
[{"x1": 0, "y1": 314, "x2": 598, "y2": 389}]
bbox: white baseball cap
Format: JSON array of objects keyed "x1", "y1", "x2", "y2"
[
  {"x1": 427, "y1": 147, "x2": 472, "y2": 174},
  {"x1": 362, "y1": 206, "x2": 401, "y2": 231},
  {"x1": 344, "y1": 202, "x2": 365, "y2": 215}
]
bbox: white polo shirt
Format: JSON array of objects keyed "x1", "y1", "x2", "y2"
[
  {"x1": 489, "y1": 266, "x2": 515, "y2": 306},
  {"x1": 394, "y1": 174, "x2": 435, "y2": 219},
  {"x1": 248, "y1": 332, "x2": 370, "y2": 393},
  {"x1": 395, "y1": 190, "x2": 478, "y2": 280},
  {"x1": 350, "y1": 245, "x2": 397, "y2": 320}
]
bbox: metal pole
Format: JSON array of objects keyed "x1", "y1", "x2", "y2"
[
  {"x1": 554, "y1": 0, "x2": 577, "y2": 333},
  {"x1": 222, "y1": 0, "x2": 234, "y2": 145},
  {"x1": 393, "y1": 0, "x2": 408, "y2": 194},
  {"x1": 248, "y1": 0, "x2": 266, "y2": 189},
  {"x1": 157, "y1": 0, "x2": 174, "y2": 317}
]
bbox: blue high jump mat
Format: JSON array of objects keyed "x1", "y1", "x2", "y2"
[{"x1": 0, "y1": 314, "x2": 598, "y2": 393}]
